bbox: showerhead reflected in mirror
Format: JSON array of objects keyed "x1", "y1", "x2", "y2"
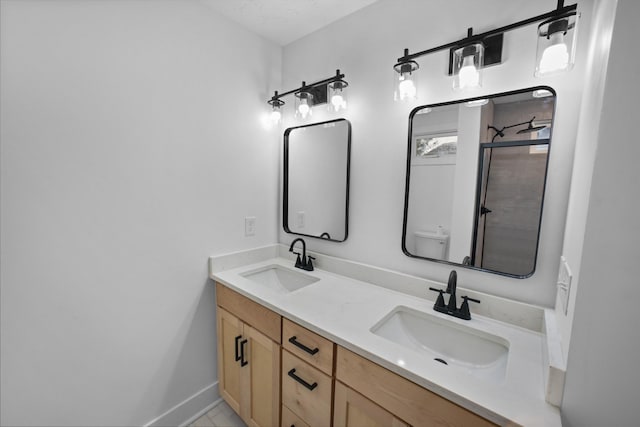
[
  {"x1": 284, "y1": 119, "x2": 351, "y2": 242},
  {"x1": 402, "y1": 87, "x2": 556, "y2": 278}
]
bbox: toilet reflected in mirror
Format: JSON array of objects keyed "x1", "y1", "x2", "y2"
[{"x1": 414, "y1": 228, "x2": 449, "y2": 260}]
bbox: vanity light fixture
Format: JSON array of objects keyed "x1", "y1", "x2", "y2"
[
  {"x1": 294, "y1": 85, "x2": 314, "y2": 120},
  {"x1": 327, "y1": 70, "x2": 349, "y2": 112},
  {"x1": 452, "y1": 36, "x2": 486, "y2": 90},
  {"x1": 267, "y1": 70, "x2": 348, "y2": 123},
  {"x1": 535, "y1": 11, "x2": 579, "y2": 76},
  {"x1": 392, "y1": 0, "x2": 578, "y2": 98},
  {"x1": 393, "y1": 53, "x2": 419, "y2": 101},
  {"x1": 267, "y1": 92, "x2": 285, "y2": 125}
]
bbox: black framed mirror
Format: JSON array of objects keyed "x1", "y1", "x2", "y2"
[
  {"x1": 402, "y1": 87, "x2": 556, "y2": 278},
  {"x1": 284, "y1": 118, "x2": 351, "y2": 242}
]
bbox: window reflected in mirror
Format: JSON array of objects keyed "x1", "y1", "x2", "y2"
[{"x1": 402, "y1": 87, "x2": 556, "y2": 278}]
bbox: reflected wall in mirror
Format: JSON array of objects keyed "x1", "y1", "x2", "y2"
[
  {"x1": 284, "y1": 118, "x2": 351, "y2": 242},
  {"x1": 402, "y1": 87, "x2": 555, "y2": 278}
]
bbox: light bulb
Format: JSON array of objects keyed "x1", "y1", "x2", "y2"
[
  {"x1": 298, "y1": 99, "x2": 311, "y2": 118},
  {"x1": 458, "y1": 55, "x2": 480, "y2": 89},
  {"x1": 331, "y1": 94, "x2": 345, "y2": 111},
  {"x1": 539, "y1": 32, "x2": 569, "y2": 74},
  {"x1": 398, "y1": 74, "x2": 417, "y2": 100},
  {"x1": 270, "y1": 109, "x2": 281, "y2": 124}
]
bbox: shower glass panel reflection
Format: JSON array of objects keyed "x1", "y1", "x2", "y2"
[{"x1": 472, "y1": 140, "x2": 549, "y2": 276}]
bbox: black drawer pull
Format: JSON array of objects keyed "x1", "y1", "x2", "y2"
[
  {"x1": 240, "y1": 339, "x2": 248, "y2": 367},
  {"x1": 288, "y1": 336, "x2": 319, "y2": 356},
  {"x1": 234, "y1": 335, "x2": 242, "y2": 362},
  {"x1": 287, "y1": 368, "x2": 318, "y2": 391}
]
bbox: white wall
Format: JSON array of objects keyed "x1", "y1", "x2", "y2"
[
  {"x1": 0, "y1": 1, "x2": 281, "y2": 426},
  {"x1": 449, "y1": 105, "x2": 482, "y2": 262},
  {"x1": 405, "y1": 107, "x2": 458, "y2": 254},
  {"x1": 554, "y1": 0, "x2": 618, "y2": 363},
  {"x1": 279, "y1": 0, "x2": 593, "y2": 307},
  {"x1": 561, "y1": 0, "x2": 640, "y2": 425}
]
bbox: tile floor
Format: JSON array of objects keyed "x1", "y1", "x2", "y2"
[{"x1": 190, "y1": 400, "x2": 246, "y2": 427}]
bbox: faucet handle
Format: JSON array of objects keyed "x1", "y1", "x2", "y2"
[
  {"x1": 428, "y1": 287, "x2": 446, "y2": 309},
  {"x1": 301, "y1": 256, "x2": 315, "y2": 271},
  {"x1": 459, "y1": 296, "x2": 481, "y2": 320}
]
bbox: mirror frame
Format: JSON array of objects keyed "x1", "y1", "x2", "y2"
[
  {"x1": 401, "y1": 86, "x2": 556, "y2": 278},
  {"x1": 283, "y1": 118, "x2": 352, "y2": 242}
]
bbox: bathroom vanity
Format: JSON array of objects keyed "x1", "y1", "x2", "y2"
[{"x1": 209, "y1": 245, "x2": 563, "y2": 427}]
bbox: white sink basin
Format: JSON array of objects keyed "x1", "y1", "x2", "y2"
[
  {"x1": 371, "y1": 306, "x2": 509, "y2": 383},
  {"x1": 240, "y1": 265, "x2": 319, "y2": 293}
]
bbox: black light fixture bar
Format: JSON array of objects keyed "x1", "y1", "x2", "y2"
[
  {"x1": 270, "y1": 70, "x2": 346, "y2": 104},
  {"x1": 396, "y1": 0, "x2": 577, "y2": 64}
]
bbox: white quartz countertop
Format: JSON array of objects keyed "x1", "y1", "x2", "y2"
[{"x1": 211, "y1": 256, "x2": 561, "y2": 426}]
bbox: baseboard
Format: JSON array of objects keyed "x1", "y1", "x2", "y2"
[{"x1": 144, "y1": 382, "x2": 221, "y2": 427}]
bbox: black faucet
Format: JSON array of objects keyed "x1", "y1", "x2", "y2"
[
  {"x1": 446, "y1": 270, "x2": 457, "y2": 311},
  {"x1": 429, "y1": 270, "x2": 480, "y2": 320},
  {"x1": 288, "y1": 238, "x2": 315, "y2": 271}
]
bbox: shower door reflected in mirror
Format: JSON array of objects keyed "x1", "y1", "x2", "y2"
[
  {"x1": 473, "y1": 141, "x2": 549, "y2": 276},
  {"x1": 284, "y1": 119, "x2": 351, "y2": 242},
  {"x1": 402, "y1": 87, "x2": 555, "y2": 278}
]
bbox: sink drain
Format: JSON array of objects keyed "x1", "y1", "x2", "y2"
[{"x1": 434, "y1": 358, "x2": 448, "y2": 365}]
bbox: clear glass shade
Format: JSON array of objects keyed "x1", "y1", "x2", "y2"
[
  {"x1": 294, "y1": 91, "x2": 313, "y2": 120},
  {"x1": 327, "y1": 80, "x2": 348, "y2": 112},
  {"x1": 269, "y1": 106, "x2": 282, "y2": 125},
  {"x1": 452, "y1": 43, "x2": 484, "y2": 90},
  {"x1": 535, "y1": 14, "x2": 579, "y2": 77},
  {"x1": 393, "y1": 61, "x2": 419, "y2": 101}
]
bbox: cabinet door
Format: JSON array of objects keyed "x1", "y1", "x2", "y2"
[
  {"x1": 334, "y1": 382, "x2": 409, "y2": 427},
  {"x1": 217, "y1": 307, "x2": 243, "y2": 414},
  {"x1": 242, "y1": 325, "x2": 281, "y2": 427}
]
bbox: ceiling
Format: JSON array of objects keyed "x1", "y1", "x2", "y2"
[{"x1": 199, "y1": 0, "x2": 380, "y2": 46}]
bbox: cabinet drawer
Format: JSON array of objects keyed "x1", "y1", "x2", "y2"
[
  {"x1": 281, "y1": 405, "x2": 310, "y2": 427},
  {"x1": 283, "y1": 318, "x2": 334, "y2": 375},
  {"x1": 336, "y1": 346, "x2": 499, "y2": 427},
  {"x1": 216, "y1": 282, "x2": 281, "y2": 343},
  {"x1": 282, "y1": 350, "x2": 332, "y2": 427}
]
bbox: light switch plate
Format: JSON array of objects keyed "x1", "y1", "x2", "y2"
[
  {"x1": 245, "y1": 216, "x2": 256, "y2": 236},
  {"x1": 558, "y1": 256, "x2": 572, "y2": 315},
  {"x1": 296, "y1": 211, "x2": 305, "y2": 229}
]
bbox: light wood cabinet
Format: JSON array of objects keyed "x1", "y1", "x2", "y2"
[
  {"x1": 215, "y1": 282, "x2": 502, "y2": 427},
  {"x1": 281, "y1": 404, "x2": 310, "y2": 427},
  {"x1": 216, "y1": 284, "x2": 282, "y2": 427},
  {"x1": 216, "y1": 282, "x2": 281, "y2": 343},
  {"x1": 283, "y1": 318, "x2": 334, "y2": 376},
  {"x1": 334, "y1": 381, "x2": 409, "y2": 427},
  {"x1": 217, "y1": 307, "x2": 244, "y2": 414},
  {"x1": 336, "y1": 346, "x2": 498, "y2": 427},
  {"x1": 282, "y1": 350, "x2": 333, "y2": 427},
  {"x1": 281, "y1": 317, "x2": 336, "y2": 427},
  {"x1": 242, "y1": 324, "x2": 280, "y2": 427}
]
